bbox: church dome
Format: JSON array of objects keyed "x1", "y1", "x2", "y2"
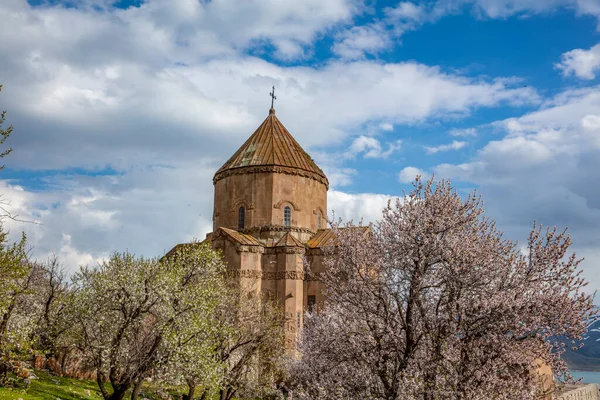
[{"x1": 213, "y1": 109, "x2": 329, "y2": 189}]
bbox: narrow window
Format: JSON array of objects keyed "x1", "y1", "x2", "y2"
[
  {"x1": 317, "y1": 213, "x2": 322, "y2": 229},
  {"x1": 238, "y1": 207, "x2": 245, "y2": 230},
  {"x1": 284, "y1": 206, "x2": 291, "y2": 227},
  {"x1": 307, "y1": 295, "x2": 316, "y2": 312}
]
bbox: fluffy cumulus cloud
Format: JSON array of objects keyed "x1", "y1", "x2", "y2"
[
  {"x1": 0, "y1": 0, "x2": 539, "y2": 172},
  {"x1": 387, "y1": 2, "x2": 428, "y2": 21},
  {"x1": 556, "y1": 43, "x2": 600, "y2": 79},
  {"x1": 332, "y1": 23, "x2": 393, "y2": 59},
  {"x1": 328, "y1": 190, "x2": 399, "y2": 225},
  {"x1": 331, "y1": 2, "x2": 430, "y2": 59},
  {"x1": 1, "y1": 166, "x2": 216, "y2": 271},
  {"x1": 347, "y1": 136, "x2": 402, "y2": 159},
  {"x1": 398, "y1": 167, "x2": 430, "y2": 183}
]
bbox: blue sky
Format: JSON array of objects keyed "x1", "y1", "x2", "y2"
[{"x1": 1, "y1": 0, "x2": 600, "y2": 294}]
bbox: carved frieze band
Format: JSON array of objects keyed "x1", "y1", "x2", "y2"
[
  {"x1": 240, "y1": 224, "x2": 315, "y2": 235},
  {"x1": 235, "y1": 243, "x2": 305, "y2": 254},
  {"x1": 236, "y1": 245, "x2": 264, "y2": 253},
  {"x1": 227, "y1": 269, "x2": 306, "y2": 280},
  {"x1": 213, "y1": 165, "x2": 329, "y2": 189},
  {"x1": 264, "y1": 247, "x2": 305, "y2": 255}
]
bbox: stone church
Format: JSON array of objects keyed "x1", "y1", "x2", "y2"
[{"x1": 166, "y1": 105, "x2": 338, "y2": 349}]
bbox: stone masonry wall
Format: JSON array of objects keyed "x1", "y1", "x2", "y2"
[{"x1": 557, "y1": 384, "x2": 600, "y2": 400}]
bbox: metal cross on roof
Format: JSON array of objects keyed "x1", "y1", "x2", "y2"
[{"x1": 269, "y1": 86, "x2": 276, "y2": 110}]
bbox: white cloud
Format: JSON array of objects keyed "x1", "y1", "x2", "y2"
[
  {"x1": 425, "y1": 140, "x2": 468, "y2": 154},
  {"x1": 449, "y1": 127, "x2": 478, "y2": 137},
  {"x1": 328, "y1": 190, "x2": 399, "y2": 225},
  {"x1": 323, "y1": 167, "x2": 359, "y2": 188},
  {"x1": 446, "y1": 0, "x2": 600, "y2": 21},
  {"x1": 331, "y1": 23, "x2": 392, "y2": 59},
  {"x1": 347, "y1": 136, "x2": 402, "y2": 159},
  {"x1": 0, "y1": 166, "x2": 215, "y2": 272},
  {"x1": 379, "y1": 122, "x2": 394, "y2": 131},
  {"x1": 0, "y1": 47, "x2": 539, "y2": 171},
  {"x1": 331, "y1": 0, "x2": 600, "y2": 60},
  {"x1": 398, "y1": 166, "x2": 430, "y2": 183},
  {"x1": 556, "y1": 43, "x2": 600, "y2": 80},
  {"x1": 386, "y1": 2, "x2": 427, "y2": 21}
]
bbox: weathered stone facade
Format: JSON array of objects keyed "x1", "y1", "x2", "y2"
[
  {"x1": 167, "y1": 107, "x2": 332, "y2": 351},
  {"x1": 557, "y1": 384, "x2": 600, "y2": 400}
]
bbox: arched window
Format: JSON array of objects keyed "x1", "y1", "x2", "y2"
[
  {"x1": 238, "y1": 207, "x2": 245, "y2": 230},
  {"x1": 284, "y1": 206, "x2": 291, "y2": 227},
  {"x1": 317, "y1": 213, "x2": 322, "y2": 229}
]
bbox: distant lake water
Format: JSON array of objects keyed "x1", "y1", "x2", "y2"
[{"x1": 570, "y1": 370, "x2": 600, "y2": 383}]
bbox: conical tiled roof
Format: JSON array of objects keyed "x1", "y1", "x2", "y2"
[{"x1": 213, "y1": 109, "x2": 328, "y2": 187}]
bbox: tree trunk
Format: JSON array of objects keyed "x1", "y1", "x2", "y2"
[
  {"x1": 225, "y1": 388, "x2": 236, "y2": 400},
  {"x1": 198, "y1": 390, "x2": 207, "y2": 400},
  {"x1": 184, "y1": 382, "x2": 195, "y2": 400},
  {"x1": 0, "y1": 362, "x2": 9, "y2": 386},
  {"x1": 107, "y1": 384, "x2": 129, "y2": 400},
  {"x1": 219, "y1": 388, "x2": 226, "y2": 400},
  {"x1": 96, "y1": 372, "x2": 109, "y2": 400},
  {"x1": 60, "y1": 350, "x2": 71, "y2": 376},
  {"x1": 0, "y1": 303, "x2": 15, "y2": 338},
  {"x1": 131, "y1": 378, "x2": 143, "y2": 400}
]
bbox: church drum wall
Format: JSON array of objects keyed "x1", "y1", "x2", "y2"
[
  {"x1": 271, "y1": 173, "x2": 327, "y2": 233},
  {"x1": 213, "y1": 172, "x2": 274, "y2": 231}
]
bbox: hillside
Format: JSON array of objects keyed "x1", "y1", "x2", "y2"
[
  {"x1": 0, "y1": 371, "x2": 182, "y2": 400},
  {"x1": 0, "y1": 370, "x2": 102, "y2": 400},
  {"x1": 564, "y1": 312, "x2": 600, "y2": 371}
]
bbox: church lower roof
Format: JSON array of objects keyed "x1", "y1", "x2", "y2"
[
  {"x1": 163, "y1": 227, "x2": 373, "y2": 261},
  {"x1": 274, "y1": 232, "x2": 305, "y2": 248},
  {"x1": 306, "y1": 227, "x2": 370, "y2": 248},
  {"x1": 213, "y1": 109, "x2": 328, "y2": 186},
  {"x1": 212, "y1": 227, "x2": 263, "y2": 246}
]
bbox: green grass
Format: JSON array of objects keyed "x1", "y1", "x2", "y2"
[
  {"x1": 0, "y1": 370, "x2": 102, "y2": 400},
  {"x1": 0, "y1": 371, "x2": 186, "y2": 400}
]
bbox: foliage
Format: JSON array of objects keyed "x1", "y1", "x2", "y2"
[
  {"x1": 0, "y1": 225, "x2": 35, "y2": 386},
  {"x1": 157, "y1": 246, "x2": 286, "y2": 400},
  {"x1": 70, "y1": 243, "x2": 257, "y2": 400},
  {"x1": 33, "y1": 254, "x2": 74, "y2": 357},
  {"x1": 71, "y1": 252, "x2": 169, "y2": 400},
  {"x1": 288, "y1": 177, "x2": 596, "y2": 400},
  {"x1": 0, "y1": 85, "x2": 13, "y2": 171},
  {"x1": 155, "y1": 243, "x2": 229, "y2": 400},
  {"x1": 209, "y1": 287, "x2": 285, "y2": 400}
]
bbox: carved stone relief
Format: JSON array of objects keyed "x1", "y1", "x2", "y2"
[{"x1": 214, "y1": 165, "x2": 329, "y2": 189}]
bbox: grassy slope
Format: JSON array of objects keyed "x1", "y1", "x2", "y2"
[
  {"x1": 0, "y1": 371, "x2": 186, "y2": 400},
  {"x1": 0, "y1": 371, "x2": 102, "y2": 400}
]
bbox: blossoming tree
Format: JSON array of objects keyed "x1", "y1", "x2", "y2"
[{"x1": 290, "y1": 177, "x2": 595, "y2": 400}]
